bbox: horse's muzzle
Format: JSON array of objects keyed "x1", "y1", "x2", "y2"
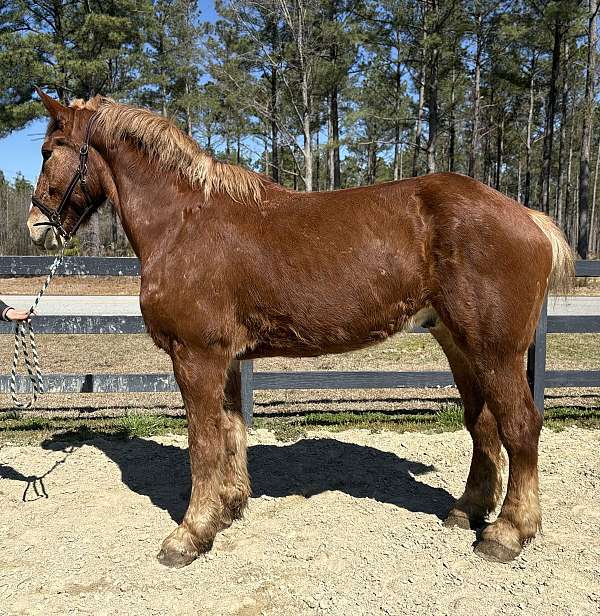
[{"x1": 28, "y1": 211, "x2": 62, "y2": 251}]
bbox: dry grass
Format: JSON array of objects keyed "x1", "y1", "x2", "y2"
[
  {"x1": 571, "y1": 277, "x2": 600, "y2": 296},
  {"x1": 0, "y1": 276, "x2": 140, "y2": 295},
  {"x1": 1, "y1": 275, "x2": 598, "y2": 297}
]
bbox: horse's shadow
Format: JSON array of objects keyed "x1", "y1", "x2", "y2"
[{"x1": 31, "y1": 434, "x2": 454, "y2": 523}]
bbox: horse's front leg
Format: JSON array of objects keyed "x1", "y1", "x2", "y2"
[
  {"x1": 157, "y1": 342, "x2": 230, "y2": 568},
  {"x1": 220, "y1": 361, "x2": 251, "y2": 526}
]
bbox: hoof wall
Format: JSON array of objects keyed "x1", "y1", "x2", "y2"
[
  {"x1": 474, "y1": 539, "x2": 520, "y2": 563},
  {"x1": 444, "y1": 512, "x2": 483, "y2": 530},
  {"x1": 157, "y1": 547, "x2": 198, "y2": 568},
  {"x1": 444, "y1": 513, "x2": 472, "y2": 530}
]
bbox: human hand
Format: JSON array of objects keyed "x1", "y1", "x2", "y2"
[{"x1": 5, "y1": 308, "x2": 31, "y2": 321}]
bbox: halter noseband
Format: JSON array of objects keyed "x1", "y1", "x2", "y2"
[{"x1": 31, "y1": 112, "x2": 101, "y2": 241}]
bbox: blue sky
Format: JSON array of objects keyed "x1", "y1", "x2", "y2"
[{"x1": 0, "y1": 0, "x2": 218, "y2": 184}]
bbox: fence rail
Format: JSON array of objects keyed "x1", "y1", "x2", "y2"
[
  {"x1": 1, "y1": 314, "x2": 598, "y2": 336},
  {"x1": 2, "y1": 255, "x2": 594, "y2": 277},
  {"x1": 1, "y1": 256, "x2": 599, "y2": 425}
]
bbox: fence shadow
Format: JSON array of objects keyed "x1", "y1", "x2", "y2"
[{"x1": 36, "y1": 434, "x2": 454, "y2": 523}]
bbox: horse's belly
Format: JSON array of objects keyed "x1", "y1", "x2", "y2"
[{"x1": 241, "y1": 304, "x2": 434, "y2": 359}]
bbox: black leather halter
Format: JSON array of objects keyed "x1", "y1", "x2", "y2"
[{"x1": 31, "y1": 112, "x2": 100, "y2": 241}]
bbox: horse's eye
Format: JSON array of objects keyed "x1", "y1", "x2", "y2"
[{"x1": 42, "y1": 148, "x2": 52, "y2": 162}]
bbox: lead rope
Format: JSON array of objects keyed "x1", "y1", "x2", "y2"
[{"x1": 9, "y1": 250, "x2": 65, "y2": 408}]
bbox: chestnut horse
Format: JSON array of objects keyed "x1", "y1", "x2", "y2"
[{"x1": 28, "y1": 91, "x2": 573, "y2": 568}]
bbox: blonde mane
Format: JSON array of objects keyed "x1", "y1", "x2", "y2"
[{"x1": 76, "y1": 97, "x2": 265, "y2": 205}]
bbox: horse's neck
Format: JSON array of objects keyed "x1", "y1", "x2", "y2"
[{"x1": 102, "y1": 145, "x2": 181, "y2": 261}]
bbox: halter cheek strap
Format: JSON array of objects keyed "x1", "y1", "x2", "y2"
[{"x1": 31, "y1": 112, "x2": 100, "y2": 241}]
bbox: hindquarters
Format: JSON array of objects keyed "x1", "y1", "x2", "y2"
[
  {"x1": 416, "y1": 173, "x2": 574, "y2": 561},
  {"x1": 417, "y1": 173, "x2": 559, "y2": 358}
]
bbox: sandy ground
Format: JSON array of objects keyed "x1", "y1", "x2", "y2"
[{"x1": 0, "y1": 427, "x2": 598, "y2": 616}]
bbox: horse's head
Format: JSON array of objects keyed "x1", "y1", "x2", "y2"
[{"x1": 28, "y1": 89, "x2": 110, "y2": 250}]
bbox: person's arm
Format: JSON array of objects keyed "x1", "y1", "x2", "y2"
[
  {"x1": 0, "y1": 299, "x2": 29, "y2": 321},
  {"x1": 0, "y1": 299, "x2": 10, "y2": 321}
]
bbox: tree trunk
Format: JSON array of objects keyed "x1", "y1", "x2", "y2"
[
  {"x1": 110, "y1": 205, "x2": 118, "y2": 253},
  {"x1": 270, "y1": 64, "x2": 279, "y2": 183},
  {"x1": 315, "y1": 127, "x2": 320, "y2": 191},
  {"x1": 266, "y1": 11, "x2": 280, "y2": 184},
  {"x1": 263, "y1": 138, "x2": 268, "y2": 174},
  {"x1": 299, "y1": 6, "x2": 312, "y2": 192},
  {"x1": 399, "y1": 147, "x2": 403, "y2": 180},
  {"x1": 367, "y1": 136, "x2": 377, "y2": 185},
  {"x1": 468, "y1": 14, "x2": 482, "y2": 178},
  {"x1": 448, "y1": 68, "x2": 456, "y2": 173},
  {"x1": 393, "y1": 124, "x2": 401, "y2": 180},
  {"x1": 483, "y1": 107, "x2": 492, "y2": 186},
  {"x1": 393, "y1": 34, "x2": 402, "y2": 181},
  {"x1": 524, "y1": 54, "x2": 536, "y2": 207},
  {"x1": 81, "y1": 211, "x2": 101, "y2": 256},
  {"x1": 302, "y1": 96, "x2": 313, "y2": 191},
  {"x1": 185, "y1": 79, "x2": 193, "y2": 137},
  {"x1": 425, "y1": 2, "x2": 439, "y2": 175},
  {"x1": 539, "y1": 15, "x2": 563, "y2": 214},
  {"x1": 578, "y1": 0, "x2": 598, "y2": 259},
  {"x1": 327, "y1": 0, "x2": 341, "y2": 190},
  {"x1": 590, "y1": 137, "x2": 600, "y2": 254},
  {"x1": 412, "y1": 11, "x2": 426, "y2": 178},
  {"x1": 494, "y1": 113, "x2": 504, "y2": 190},
  {"x1": 328, "y1": 88, "x2": 341, "y2": 189},
  {"x1": 483, "y1": 88, "x2": 493, "y2": 186},
  {"x1": 565, "y1": 120, "x2": 576, "y2": 248},
  {"x1": 556, "y1": 40, "x2": 570, "y2": 227},
  {"x1": 412, "y1": 68, "x2": 425, "y2": 177}
]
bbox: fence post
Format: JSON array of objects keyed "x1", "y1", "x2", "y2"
[
  {"x1": 527, "y1": 294, "x2": 548, "y2": 416},
  {"x1": 240, "y1": 360, "x2": 254, "y2": 427}
]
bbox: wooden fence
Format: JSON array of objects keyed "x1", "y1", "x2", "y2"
[{"x1": 1, "y1": 256, "x2": 599, "y2": 425}]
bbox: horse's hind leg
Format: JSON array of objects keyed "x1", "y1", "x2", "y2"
[
  {"x1": 220, "y1": 361, "x2": 251, "y2": 527},
  {"x1": 157, "y1": 343, "x2": 230, "y2": 568},
  {"x1": 474, "y1": 358, "x2": 542, "y2": 562},
  {"x1": 430, "y1": 322, "x2": 503, "y2": 528}
]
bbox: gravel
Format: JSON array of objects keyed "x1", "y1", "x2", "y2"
[{"x1": 0, "y1": 427, "x2": 598, "y2": 615}]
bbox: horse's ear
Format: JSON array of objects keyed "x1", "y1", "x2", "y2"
[{"x1": 35, "y1": 86, "x2": 69, "y2": 121}]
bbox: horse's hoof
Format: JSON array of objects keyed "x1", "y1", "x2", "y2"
[
  {"x1": 157, "y1": 545, "x2": 198, "y2": 568},
  {"x1": 474, "y1": 539, "x2": 521, "y2": 563},
  {"x1": 157, "y1": 526, "x2": 201, "y2": 568},
  {"x1": 443, "y1": 511, "x2": 473, "y2": 530}
]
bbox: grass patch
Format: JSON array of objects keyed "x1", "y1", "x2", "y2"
[
  {"x1": 253, "y1": 404, "x2": 465, "y2": 441},
  {"x1": 0, "y1": 413, "x2": 188, "y2": 445},
  {"x1": 543, "y1": 405, "x2": 600, "y2": 430},
  {"x1": 0, "y1": 404, "x2": 598, "y2": 446}
]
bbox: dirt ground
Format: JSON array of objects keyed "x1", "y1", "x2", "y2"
[{"x1": 0, "y1": 427, "x2": 598, "y2": 616}]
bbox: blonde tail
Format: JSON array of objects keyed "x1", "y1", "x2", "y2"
[{"x1": 527, "y1": 209, "x2": 575, "y2": 294}]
